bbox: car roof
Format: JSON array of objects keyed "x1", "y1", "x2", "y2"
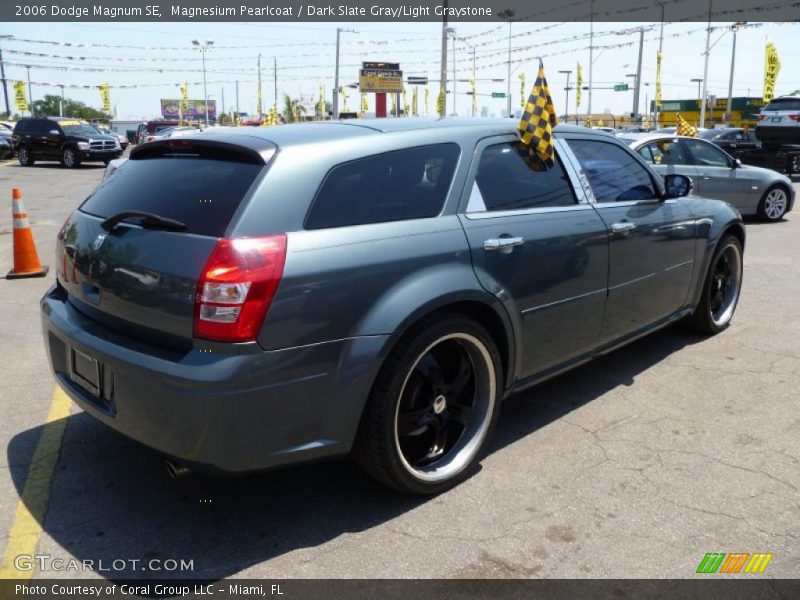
[{"x1": 191, "y1": 119, "x2": 592, "y2": 150}]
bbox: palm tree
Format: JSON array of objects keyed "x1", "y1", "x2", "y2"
[{"x1": 282, "y1": 94, "x2": 307, "y2": 123}]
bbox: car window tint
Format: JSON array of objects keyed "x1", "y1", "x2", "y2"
[
  {"x1": 763, "y1": 98, "x2": 800, "y2": 111},
  {"x1": 685, "y1": 139, "x2": 729, "y2": 168},
  {"x1": 642, "y1": 139, "x2": 689, "y2": 166},
  {"x1": 80, "y1": 157, "x2": 263, "y2": 237},
  {"x1": 568, "y1": 139, "x2": 657, "y2": 203},
  {"x1": 305, "y1": 144, "x2": 459, "y2": 230},
  {"x1": 469, "y1": 143, "x2": 576, "y2": 212}
]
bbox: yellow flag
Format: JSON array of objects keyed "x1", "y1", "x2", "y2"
[
  {"x1": 655, "y1": 52, "x2": 663, "y2": 108},
  {"x1": 99, "y1": 82, "x2": 111, "y2": 113},
  {"x1": 361, "y1": 93, "x2": 368, "y2": 113},
  {"x1": 317, "y1": 84, "x2": 325, "y2": 118},
  {"x1": 341, "y1": 86, "x2": 349, "y2": 112},
  {"x1": 257, "y1": 86, "x2": 263, "y2": 118},
  {"x1": 436, "y1": 86, "x2": 445, "y2": 117},
  {"x1": 468, "y1": 78, "x2": 476, "y2": 116},
  {"x1": 576, "y1": 62, "x2": 583, "y2": 109},
  {"x1": 402, "y1": 86, "x2": 408, "y2": 116},
  {"x1": 519, "y1": 73, "x2": 526, "y2": 108},
  {"x1": 424, "y1": 87, "x2": 430, "y2": 117},
  {"x1": 180, "y1": 82, "x2": 189, "y2": 111},
  {"x1": 412, "y1": 86, "x2": 418, "y2": 116},
  {"x1": 518, "y1": 61, "x2": 559, "y2": 167},
  {"x1": 763, "y1": 40, "x2": 781, "y2": 104},
  {"x1": 13, "y1": 81, "x2": 28, "y2": 112},
  {"x1": 676, "y1": 113, "x2": 698, "y2": 137}
]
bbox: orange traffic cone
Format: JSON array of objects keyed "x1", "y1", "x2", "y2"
[{"x1": 7, "y1": 188, "x2": 48, "y2": 279}]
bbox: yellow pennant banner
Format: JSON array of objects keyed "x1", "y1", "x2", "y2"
[
  {"x1": 655, "y1": 52, "x2": 663, "y2": 108},
  {"x1": 519, "y1": 72, "x2": 526, "y2": 108},
  {"x1": 424, "y1": 87, "x2": 429, "y2": 117},
  {"x1": 763, "y1": 40, "x2": 781, "y2": 104},
  {"x1": 14, "y1": 81, "x2": 28, "y2": 112},
  {"x1": 436, "y1": 85, "x2": 445, "y2": 117},
  {"x1": 576, "y1": 62, "x2": 583, "y2": 109},
  {"x1": 99, "y1": 82, "x2": 111, "y2": 113}
]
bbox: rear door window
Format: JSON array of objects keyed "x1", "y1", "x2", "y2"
[
  {"x1": 684, "y1": 139, "x2": 730, "y2": 167},
  {"x1": 80, "y1": 157, "x2": 263, "y2": 237},
  {"x1": 763, "y1": 98, "x2": 800, "y2": 111},
  {"x1": 639, "y1": 139, "x2": 689, "y2": 165},
  {"x1": 305, "y1": 143, "x2": 460, "y2": 230}
]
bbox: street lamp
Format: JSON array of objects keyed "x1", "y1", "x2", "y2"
[
  {"x1": 690, "y1": 78, "x2": 704, "y2": 108},
  {"x1": 333, "y1": 27, "x2": 357, "y2": 119},
  {"x1": 192, "y1": 39, "x2": 214, "y2": 126},
  {"x1": 498, "y1": 9, "x2": 515, "y2": 117},
  {"x1": 558, "y1": 70, "x2": 572, "y2": 120}
]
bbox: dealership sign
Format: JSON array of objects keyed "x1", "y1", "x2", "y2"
[
  {"x1": 359, "y1": 62, "x2": 403, "y2": 94},
  {"x1": 160, "y1": 99, "x2": 217, "y2": 118}
]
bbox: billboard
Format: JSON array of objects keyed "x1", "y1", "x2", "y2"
[
  {"x1": 359, "y1": 61, "x2": 403, "y2": 94},
  {"x1": 160, "y1": 99, "x2": 217, "y2": 119}
]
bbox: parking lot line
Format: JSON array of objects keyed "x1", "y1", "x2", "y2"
[
  {"x1": 0, "y1": 388, "x2": 71, "y2": 579},
  {"x1": 0, "y1": 160, "x2": 16, "y2": 168}
]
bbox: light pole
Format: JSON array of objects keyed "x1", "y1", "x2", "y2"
[
  {"x1": 459, "y1": 36, "x2": 477, "y2": 117},
  {"x1": 699, "y1": 0, "x2": 713, "y2": 128},
  {"x1": 445, "y1": 28, "x2": 457, "y2": 115},
  {"x1": 626, "y1": 73, "x2": 637, "y2": 119},
  {"x1": 439, "y1": 0, "x2": 448, "y2": 118},
  {"x1": 498, "y1": 9, "x2": 514, "y2": 117},
  {"x1": 726, "y1": 22, "x2": 745, "y2": 123},
  {"x1": 333, "y1": 27, "x2": 357, "y2": 119},
  {"x1": 192, "y1": 39, "x2": 214, "y2": 126},
  {"x1": 691, "y1": 78, "x2": 704, "y2": 109},
  {"x1": 0, "y1": 35, "x2": 12, "y2": 116},
  {"x1": 26, "y1": 65, "x2": 32, "y2": 116},
  {"x1": 59, "y1": 84, "x2": 65, "y2": 117},
  {"x1": 558, "y1": 70, "x2": 572, "y2": 120}
]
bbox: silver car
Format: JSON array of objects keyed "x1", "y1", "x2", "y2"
[{"x1": 623, "y1": 134, "x2": 795, "y2": 221}]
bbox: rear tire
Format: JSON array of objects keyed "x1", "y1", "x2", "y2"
[
  {"x1": 17, "y1": 145, "x2": 34, "y2": 166},
  {"x1": 352, "y1": 314, "x2": 503, "y2": 495},
  {"x1": 688, "y1": 235, "x2": 743, "y2": 335},
  {"x1": 757, "y1": 185, "x2": 789, "y2": 222},
  {"x1": 62, "y1": 147, "x2": 80, "y2": 169}
]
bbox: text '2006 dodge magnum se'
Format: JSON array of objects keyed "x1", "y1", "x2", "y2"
[{"x1": 42, "y1": 120, "x2": 744, "y2": 494}]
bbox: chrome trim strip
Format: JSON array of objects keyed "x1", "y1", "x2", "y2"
[
  {"x1": 608, "y1": 271, "x2": 656, "y2": 290},
  {"x1": 592, "y1": 199, "x2": 662, "y2": 208},
  {"x1": 665, "y1": 259, "x2": 694, "y2": 271},
  {"x1": 464, "y1": 203, "x2": 595, "y2": 220},
  {"x1": 521, "y1": 287, "x2": 606, "y2": 316}
]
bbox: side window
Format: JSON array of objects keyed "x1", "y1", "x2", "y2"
[
  {"x1": 14, "y1": 120, "x2": 29, "y2": 134},
  {"x1": 567, "y1": 139, "x2": 657, "y2": 203},
  {"x1": 467, "y1": 142, "x2": 576, "y2": 212},
  {"x1": 305, "y1": 143, "x2": 460, "y2": 230},
  {"x1": 685, "y1": 139, "x2": 730, "y2": 167},
  {"x1": 641, "y1": 139, "x2": 689, "y2": 166}
]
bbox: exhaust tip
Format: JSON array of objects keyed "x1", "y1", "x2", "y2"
[{"x1": 165, "y1": 460, "x2": 191, "y2": 480}]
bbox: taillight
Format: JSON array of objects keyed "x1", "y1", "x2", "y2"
[
  {"x1": 194, "y1": 235, "x2": 287, "y2": 343},
  {"x1": 756, "y1": 115, "x2": 766, "y2": 121},
  {"x1": 789, "y1": 114, "x2": 800, "y2": 122}
]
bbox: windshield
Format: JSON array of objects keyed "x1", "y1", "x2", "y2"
[{"x1": 59, "y1": 122, "x2": 104, "y2": 136}]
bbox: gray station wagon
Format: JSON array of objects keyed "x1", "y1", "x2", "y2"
[{"x1": 42, "y1": 119, "x2": 745, "y2": 494}]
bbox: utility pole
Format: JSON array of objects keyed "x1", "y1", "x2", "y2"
[
  {"x1": 632, "y1": 28, "x2": 645, "y2": 122},
  {"x1": 192, "y1": 40, "x2": 213, "y2": 127},
  {"x1": 235, "y1": 80, "x2": 239, "y2": 123},
  {"x1": 439, "y1": 0, "x2": 448, "y2": 117},
  {"x1": 558, "y1": 70, "x2": 572, "y2": 119},
  {"x1": 699, "y1": 0, "x2": 713, "y2": 128},
  {"x1": 691, "y1": 78, "x2": 703, "y2": 105},
  {"x1": 26, "y1": 65, "x2": 32, "y2": 116},
  {"x1": 257, "y1": 53, "x2": 263, "y2": 120},
  {"x1": 655, "y1": 2, "x2": 665, "y2": 127},
  {"x1": 471, "y1": 46, "x2": 476, "y2": 117},
  {"x1": 725, "y1": 22, "x2": 744, "y2": 123},
  {"x1": 333, "y1": 27, "x2": 357, "y2": 119},
  {"x1": 273, "y1": 56, "x2": 277, "y2": 109},
  {"x1": 0, "y1": 36, "x2": 11, "y2": 116},
  {"x1": 451, "y1": 31, "x2": 456, "y2": 115},
  {"x1": 588, "y1": 0, "x2": 594, "y2": 116},
  {"x1": 59, "y1": 84, "x2": 65, "y2": 117}
]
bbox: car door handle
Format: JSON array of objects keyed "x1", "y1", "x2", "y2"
[
  {"x1": 484, "y1": 237, "x2": 524, "y2": 253},
  {"x1": 611, "y1": 222, "x2": 636, "y2": 234}
]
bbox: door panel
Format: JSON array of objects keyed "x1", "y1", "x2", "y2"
[
  {"x1": 458, "y1": 137, "x2": 609, "y2": 378},
  {"x1": 683, "y1": 138, "x2": 753, "y2": 210}
]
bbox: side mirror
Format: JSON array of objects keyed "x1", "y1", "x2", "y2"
[
  {"x1": 664, "y1": 173, "x2": 692, "y2": 199},
  {"x1": 733, "y1": 158, "x2": 743, "y2": 168},
  {"x1": 49, "y1": 129, "x2": 60, "y2": 135}
]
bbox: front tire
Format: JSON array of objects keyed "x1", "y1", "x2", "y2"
[
  {"x1": 353, "y1": 314, "x2": 502, "y2": 495},
  {"x1": 62, "y1": 147, "x2": 80, "y2": 169},
  {"x1": 17, "y1": 145, "x2": 34, "y2": 166},
  {"x1": 688, "y1": 235, "x2": 743, "y2": 334},
  {"x1": 757, "y1": 185, "x2": 789, "y2": 222}
]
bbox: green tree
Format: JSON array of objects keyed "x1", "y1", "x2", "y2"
[
  {"x1": 31, "y1": 94, "x2": 111, "y2": 120},
  {"x1": 282, "y1": 94, "x2": 306, "y2": 123}
]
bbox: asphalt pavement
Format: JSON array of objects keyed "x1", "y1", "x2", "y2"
[{"x1": 0, "y1": 155, "x2": 797, "y2": 580}]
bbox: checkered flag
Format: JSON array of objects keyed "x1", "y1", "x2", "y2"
[
  {"x1": 518, "y1": 60, "x2": 559, "y2": 168},
  {"x1": 676, "y1": 113, "x2": 698, "y2": 137}
]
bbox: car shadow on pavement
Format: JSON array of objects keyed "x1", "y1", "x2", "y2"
[{"x1": 6, "y1": 324, "x2": 706, "y2": 580}]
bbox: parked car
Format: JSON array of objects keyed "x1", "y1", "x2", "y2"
[
  {"x1": 755, "y1": 95, "x2": 800, "y2": 146},
  {"x1": 98, "y1": 126, "x2": 129, "y2": 151},
  {"x1": 622, "y1": 134, "x2": 795, "y2": 221},
  {"x1": 0, "y1": 130, "x2": 14, "y2": 159},
  {"x1": 42, "y1": 120, "x2": 745, "y2": 494},
  {"x1": 12, "y1": 117, "x2": 122, "y2": 168},
  {"x1": 591, "y1": 126, "x2": 615, "y2": 134},
  {"x1": 150, "y1": 126, "x2": 199, "y2": 141},
  {"x1": 700, "y1": 127, "x2": 758, "y2": 153},
  {"x1": 139, "y1": 120, "x2": 181, "y2": 143}
]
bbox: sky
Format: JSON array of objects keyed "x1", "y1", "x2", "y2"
[{"x1": 1, "y1": 20, "x2": 798, "y2": 120}]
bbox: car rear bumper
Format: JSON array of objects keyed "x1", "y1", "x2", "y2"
[
  {"x1": 41, "y1": 284, "x2": 388, "y2": 473},
  {"x1": 755, "y1": 126, "x2": 799, "y2": 144}
]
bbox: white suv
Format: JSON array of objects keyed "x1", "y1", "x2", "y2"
[{"x1": 756, "y1": 96, "x2": 800, "y2": 146}]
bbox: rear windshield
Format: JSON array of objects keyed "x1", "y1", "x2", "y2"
[
  {"x1": 763, "y1": 98, "x2": 800, "y2": 111},
  {"x1": 80, "y1": 157, "x2": 263, "y2": 237}
]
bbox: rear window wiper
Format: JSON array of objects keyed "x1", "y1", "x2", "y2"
[{"x1": 100, "y1": 210, "x2": 187, "y2": 232}]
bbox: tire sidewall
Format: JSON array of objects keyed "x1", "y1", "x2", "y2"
[
  {"x1": 374, "y1": 316, "x2": 503, "y2": 495},
  {"x1": 698, "y1": 236, "x2": 743, "y2": 334},
  {"x1": 18, "y1": 146, "x2": 32, "y2": 166},
  {"x1": 62, "y1": 147, "x2": 79, "y2": 168}
]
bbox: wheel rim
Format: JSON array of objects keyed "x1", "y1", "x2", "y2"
[
  {"x1": 64, "y1": 150, "x2": 74, "y2": 167},
  {"x1": 764, "y1": 188, "x2": 787, "y2": 220},
  {"x1": 709, "y1": 244, "x2": 742, "y2": 326},
  {"x1": 394, "y1": 333, "x2": 495, "y2": 483},
  {"x1": 19, "y1": 148, "x2": 27, "y2": 163}
]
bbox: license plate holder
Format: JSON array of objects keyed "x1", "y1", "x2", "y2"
[
  {"x1": 70, "y1": 347, "x2": 101, "y2": 398},
  {"x1": 770, "y1": 116, "x2": 783, "y2": 123}
]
